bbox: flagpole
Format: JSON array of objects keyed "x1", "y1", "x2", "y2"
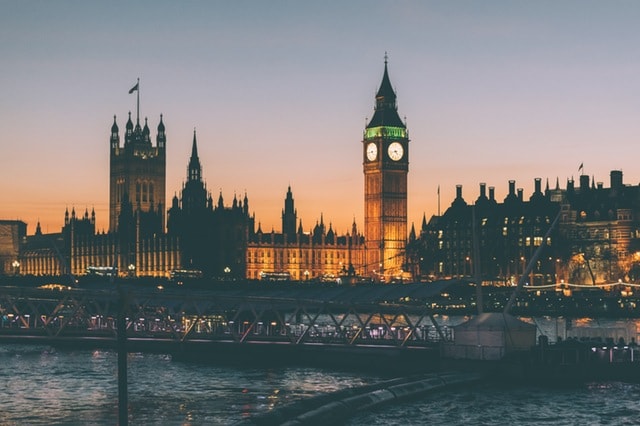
[{"x1": 136, "y1": 78, "x2": 140, "y2": 124}]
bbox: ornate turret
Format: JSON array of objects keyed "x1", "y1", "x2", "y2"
[
  {"x1": 110, "y1": 115, "x2": 120, "y2": 150},
  {"x1": 125, "y1": 112, "x2": 133, "y2": 137},
  {"x1": 282, "y1": 186, "x2": 297, "y2": 241},
  {"x1": 188, "y1": 129, "x2": 202, "y2": 183},
  {"x1": 157, "y1": 114, "x2": 166, "y2": 149}
]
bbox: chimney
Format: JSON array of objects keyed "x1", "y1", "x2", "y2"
[
  {"x1": 456, "y1": 184, "x2": 463, "y2": 199},
  {"x1": 611, "y1": 170, "x2": 623, "y2": 189},
  {"x1": 489, "y1": 187, "x2": 495, "y2": 201},
  {"x1": 517, "y1": 188, "x2": 523, "y2": 201},
  {"x1": 479, "y1": 183, "x2": 486, "y2": 198},
  {"x1": 508, "y1": 180, "x2": 516, "y2": 195},
  {"x1": 534, "y1": 178, "x2": 542, "y2": 194},
  {"x1": 580, "y1": 174, "x2": 590, "y2": 191}
]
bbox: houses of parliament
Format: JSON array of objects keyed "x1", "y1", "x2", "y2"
[{"x1": 3, "y1": 61, "x2": 640, "y2": 287}]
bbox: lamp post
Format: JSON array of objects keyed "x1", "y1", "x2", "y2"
[
  {"x1": 11, "y1": 260, "x2": 20, "y2": 276},
  {"x1": 224, "y1": 266, "x2": 231, "y2": 281},
  {"x1": 127, "y1": 264, "x2": 135, "y2": 278},
  {"x1": 304, "y1": 270, "x2": 309, "y2": 281}
]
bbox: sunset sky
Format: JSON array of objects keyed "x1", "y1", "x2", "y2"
[{"x1": 2, "y1": 2, "x2": 640, "y2": 236}]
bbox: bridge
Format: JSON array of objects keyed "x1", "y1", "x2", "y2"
[{"x1": 0, "y1": 281, "x2": 458, "y2": 370}]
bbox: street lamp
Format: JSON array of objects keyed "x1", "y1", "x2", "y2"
[
  {"x1": 304, "y1": 270, "x2": 309, "y2": 281},
  {"x1": 128, "y1": 264, "x2": 135, "y2": 278},
  {"x1": 224, "y1": 266, "x2": 231, "y2": 280},
  {"x1": 11, "y1": 260, "x2": 20, "y2": 276}
]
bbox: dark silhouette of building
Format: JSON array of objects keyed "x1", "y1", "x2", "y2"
[
  {"x1": 109, "y1": 113, "x2": 166, "y2": 235},
  {"x1": 167, "y1": 130, "x2": 253, "y2": 278},
  {"x1": 411, "y1": 171, "x2": 640, "y2": 286},
  {"x1": 17, "y1": 107, "x2": 179, "y2": 279},
  {"x1": 0, "y1": 220, "x2": 26, "y2": 275}
]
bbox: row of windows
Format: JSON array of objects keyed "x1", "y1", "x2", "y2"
[
  {"x1": 136, "y1": 181, "x2": 155, "y2": 204},
  {"x1": 439, "y1": 225, "x2": 548, "y2": 239},
  {"x1": 437, "y1": 236, "x2": 551, "y2": 251},
  {"x1": 569, "y1": 228, "x2": 640, "y2": 240},
  {"x1": 247, "y1": 258, "x2": 341, "y2": 265},
  {"x1": 247, "y1": 250, "x2": 346, "y2": 261}
]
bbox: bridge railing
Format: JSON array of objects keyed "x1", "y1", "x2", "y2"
[{"x1": 0, "y1": 286, "x2": 454, "y2": 348}]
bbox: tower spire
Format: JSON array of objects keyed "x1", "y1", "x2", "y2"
[
  {"x1": 367, "y1": 55, "x2": 404, "y2": 129},
  {"x1": 188, "y1": 128, "x2": 202, "y2": 182}
]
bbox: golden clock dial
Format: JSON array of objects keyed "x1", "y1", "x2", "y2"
[
  {"x1": 366, "y1": 142, "x2": 378, "y2": 161},
  {"x1": 388, "y1": 142, "x2": 403, "y2": 161}
]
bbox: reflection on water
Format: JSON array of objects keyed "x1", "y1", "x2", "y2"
[
  {"x1": 0, "y1": 345, "x2": 381, "y2": 425},
  {"x1": 348, "y1": 381, "x2": 640, "y2": 426},
  {"x1": 2, "y1": 317, "x2": 640, "y2": 424}
]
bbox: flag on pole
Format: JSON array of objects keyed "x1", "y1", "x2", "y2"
[
  {"x1": 578, "y1": 162, "x2": 584, "y2": 173},
  {"x1": 128, "y1": 82, "x2": 139, "y2": 94}
]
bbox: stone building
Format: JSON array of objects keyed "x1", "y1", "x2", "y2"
[
  {"x1": 412, "y1": 171, "x2": 640, "y2": 286},
  {"x1": 245, "y1": 187, "x2": 365, "y2": 282}
]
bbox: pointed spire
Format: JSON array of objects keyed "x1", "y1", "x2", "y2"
[
  {"x1": 156, "y1": 114, "x2": 166, "y2": 149},
  {"x1": 126, "y1": 111, "x2": 133, "y2": 130},
  {"x1": 409, "y1": 223, "x2": 416, "y2": 242},
  {"x1": 217, "y1": 191, "x2": 224, "y2": 209},
  {"x1": 188, "y1": 128, "x2": 202, "y2": 182},
  {"x1": 157, "y1": 113, "x2": 165, "y2": 132},
  {"x1": 191, "y1": 128, "x2": 198, "y2": 157},
  {"x1": 367, "y1": 54, "x2": 405, "y2": 129},
  {"x1": 376, "y1": 52, "x2": 396, "y2": 101}
]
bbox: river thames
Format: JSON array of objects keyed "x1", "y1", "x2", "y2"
[{"x1": 3, "y1": 316, "x2": 640, "y2": 425}]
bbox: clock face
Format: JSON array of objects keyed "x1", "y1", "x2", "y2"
[
  {"x1": 388, "y1": 142, "x2": 403, "y2": 161},
  {"x1": 366, "y1": 142, "x2": 378, "y2": 161}
]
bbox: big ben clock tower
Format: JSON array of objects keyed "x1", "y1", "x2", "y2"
[{"x1": 363, "y1": 57, "x2": 408, "y2": 281}]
